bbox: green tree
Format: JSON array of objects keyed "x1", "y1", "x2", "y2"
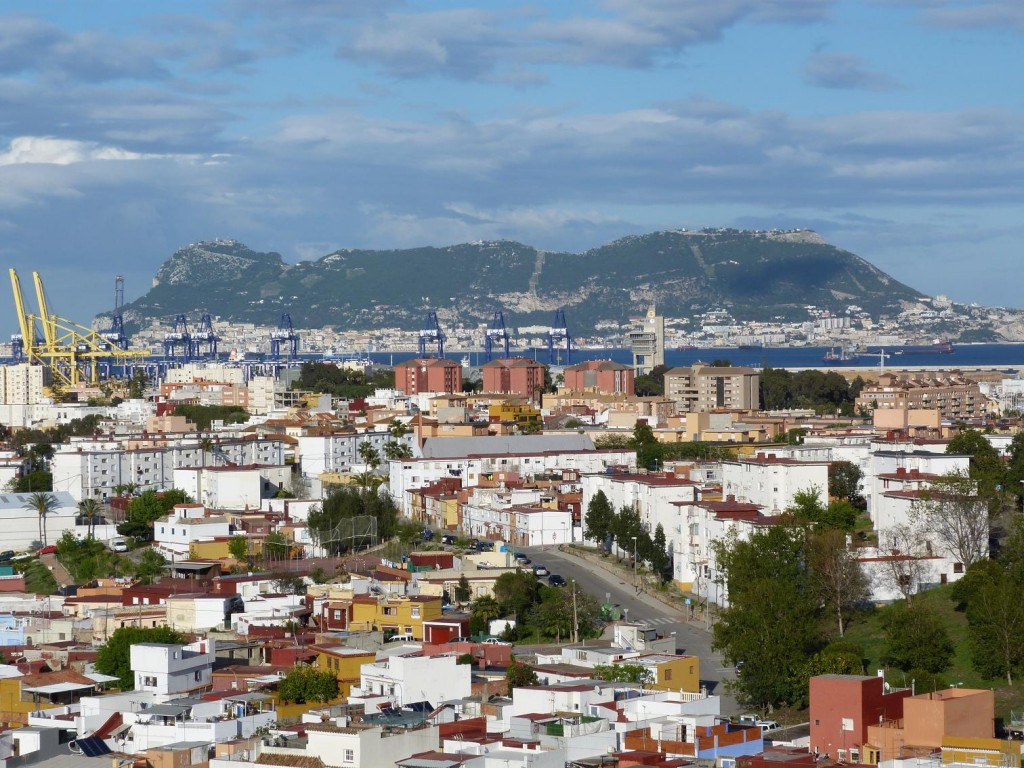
[
  {"x1": 881, "y1": 602, "x2": 954, "y2": 673},
  {"x1": 712, "y1": 526, "x2": 824, "y2": 710},
  {"x1": 611, "y1": 505, "x2": 643, "y2": 560},
  {"x1": 228, "y1": 535, "x2": 249, "y2": 562},
  {"x1": 632, "y1": 420, "x2": 662, "y2": 470},
  {"x1": 829, "y1": 461, "x2": 866, "y2": 510},
  {"x1": 119, "y1": 489, "x2": 193, "y2": 541},
  {"x1": 12, "y1": 470, "x2": 53, "y2": 492},
  {"x1": 493, "y1": 571, "x2": 539, "y2": 618},
  {"x1": 135, "y1": 548, "x2": 167, "y2": 585},
  {"x1": 23, "y1": 560, "x2": 59, "y2": 594},
  {"x1": 470, "y1": 594, "x2": 502, "y2": 635},
  {"x1": 910, "y1": 469, "x2": 989, "y2": 569},
  {"x1": 383, "y1": 440, "x2": 413, "y2": 460},
  {"x1": 308, "y1": 486, "x2": 399, "y2": 551},
  {"x1": 592, "y1": 664, "x2": 653, "y2": 684},
  {"x1": 23, "y1": 491, "x2": 59, "y2": 547},
  {"x1": 264, "y1": 531, "x2": 291, "y2": 562},
  {"x1": 454, "y1": 574, "x2": 472, "y2": 604},
  {"x1": 650, "y1": 523, "x2": 671, "y2": 583},
  {"x1": 505, "y1": 660, "x2": 539, "y2": 694},
  {"x1": 946, "y1": 429, "x2": 1006, "y2": 505},
  {"x1": 584, "y1": 490, "x2": 614, "y2": 550},
  {"x1": 1006, "y1": 432, "x2": 1024, "y2": 511},
  {"x1": 277, "y1": 665, "x2": 339, "y2": 704},
  {"x1": 966, "y1": 569, "x2": 1024, "y2": 684},
  {"x1": 95, "y1": 626, "x2": 188, "y2": 689},
  {"x1": 808, "y1": 529, "x2": 870, "y2": 638}
]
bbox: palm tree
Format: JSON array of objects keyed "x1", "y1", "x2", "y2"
[
  {"x1": 23, "y1": 492, "x2": 59, "y2": 548},
  {"x1": 78, "y1": 498, "x2": 101, "y2": 539},
  {"x1": 198, "y1": 437, "x2": 215, "y2": 467}
]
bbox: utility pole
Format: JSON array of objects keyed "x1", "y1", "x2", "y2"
[
  {"x1": 572, "y1": 586, "x2": 579, "y2": 643},
  {"x1": 632, "y1": 536, "x2": 638, "y2": 594}
]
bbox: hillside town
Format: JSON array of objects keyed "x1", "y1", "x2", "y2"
[{"x1": 0, "y1": 311, "x2": 1023, "y2": 768}]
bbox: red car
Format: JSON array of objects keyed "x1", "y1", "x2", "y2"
[{"x1": 37, "y1": 545, "x2": 57, "y2": 555}]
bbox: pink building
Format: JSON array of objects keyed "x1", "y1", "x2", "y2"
[
  {"x1": 481, "y1": 357, "x2": 547, "y2": 399},
  {"x1": 394, "y1": 357, "x2": 463, "y2": 395},
  {"x1": 809, "y1": 674, "x2": 911, "y2": 762},
  {"x1": 563, "y1": 360, "x2": 634, "y2": 396}
]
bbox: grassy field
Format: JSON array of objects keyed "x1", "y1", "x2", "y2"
[{"x1": 843, "y1": 585, "x2": 1024, "y2": 723}]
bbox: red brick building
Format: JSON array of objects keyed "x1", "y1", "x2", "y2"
[
  {"x1": 563, "y1": 360, "x2": 634, "y2": 396},
  {"x1": 481, "y1": 357, "x2": 547, "y2": 399},
  {"x1": 394, "y1": 357, "x2": 463, "y2": 395},
  {"x1": 809, "y1": 674, "x2": 911, "y2": 761}
]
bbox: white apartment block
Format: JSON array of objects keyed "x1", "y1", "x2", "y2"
[
  {"x1": 164, "y1": 363, "x2": 246, "y2": 385},
  {"x1": 721, "y1": 452, "x2": 830, "y2": 514},
  {"x1": 390, "y1": 448, "x2": 636, "y2": 515},
  {"x1": 172, "y1": 465, "x2": 290, "y2": 509},
  {"x1": 52, "y1": 435, "x2": 285, "y2": 502},
  {"x1": 298, "y1": 429, "x2": 415, "y2": 477},
  {"x1": 581, "y1": 472, "x2": 699, "y2": 558},
  {"x1": 154, "y1": 504, "x2": 232, "y2": 558},
  {"x1": 0, "y1": 363, "x2": 45, "y2": 405},
  {"x1": 866, "y1": 450, "x2": 970, "y2": 522}
]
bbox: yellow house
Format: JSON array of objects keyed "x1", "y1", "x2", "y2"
[
  {"x1": 942, "y1": 737, "x2": 1021, "y2": 768},
  {"x1": 488, "y1": 402, "x2": 541, "y2": 430},
  {"x1": 349, "y1": 594, "x2": 442, "y2": 639},
  {"x1": 313, "y1": 645, "x2": 377, "y2": 698},
  {"x1": 631, "y1": 653, "x2": 701, "y2": 693},
  {"x1": 0, "y1": 670, "x2": 103, "y2": 726}
]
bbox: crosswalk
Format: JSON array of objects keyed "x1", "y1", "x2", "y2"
[{"x1": 633, "y1": 616, "x2": 677, "y2": 626}]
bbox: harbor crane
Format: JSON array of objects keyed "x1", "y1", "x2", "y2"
[
  {"x1": 418, "y1": 311, "x2": 446, "y2": 357},
  {"x1": 484, "y1": 310, "x2": 510, "y2": 362},
  {"x1": 191, "y1": 313, "x2": 219, "y2": 358},
  {"x1": 163, "y1": 314, "x2": 193, "y2": 360},
  {"x1": 8, "y1": 269, "x2": 148, "y2": 386},
  {"x1": 99, "y1": 275, "x2": 128, "y2": 350},
  {"x1": 270, "y1": 313, "x2": 300, "y2": 360},
  {"x1": 546, "y1": 308, "x2": 571, "y2": 364}
]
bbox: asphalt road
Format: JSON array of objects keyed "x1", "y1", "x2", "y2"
[{"x1": 520, "y1": 545, "x2": 739, "y2": 715}]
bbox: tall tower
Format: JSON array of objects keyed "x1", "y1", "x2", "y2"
[{"x1": 629, "y1": 304, "x2": 665, "y2": 377}]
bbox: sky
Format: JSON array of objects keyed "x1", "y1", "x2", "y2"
[{"x1": 0, "y1": 0, "x2": 1022, "y2": 329}]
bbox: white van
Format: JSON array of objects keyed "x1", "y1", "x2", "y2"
[{"x1": 389, "y1": 633, "x2": 416, "y2": 643}]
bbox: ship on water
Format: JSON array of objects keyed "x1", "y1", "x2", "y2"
[
  {"x1": 822, "y1": 346, "x2": 860, "y2": 364},
  {"x1": 891, "y1": 341, "x2": 955, "y2": 356}
]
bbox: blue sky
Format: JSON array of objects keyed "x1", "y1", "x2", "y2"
[{"x1": 0, "y1": 0, "x2": 1022, "y2": 328}]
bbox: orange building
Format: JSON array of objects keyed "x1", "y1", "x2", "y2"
[
  {"x1": 562, "y1": 360, "x2": 634, "y2": 396},
  {"x1": 394, "y1": 357, "x2": 463, "y2": 395},
  {"x1": 481, "y1": 357, "x2": 547, "y2": 399},
  {"x1": 809, "y1": 674, "x2": 911, "y2": 762}
]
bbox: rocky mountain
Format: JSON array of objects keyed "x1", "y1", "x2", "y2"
[{"x1": 114, "y1": 229, "x2": 925, "y2": 333}]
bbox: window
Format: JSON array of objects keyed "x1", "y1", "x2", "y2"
[
  {"x1": 665, "y1": 669, "x2": 672, "y2": 681},
  {"x1": 333, "y1": 610, "x2": 342, "y2": 620},
  {"x1": 344, "y1": 750, "x2": 355, "y2": 763},
  {"x1": 195, "y1": 671, "x2": 202, "y2": 681},
  {"x1": 411, "y1": 606, "x2": 421, "y2": 618}
]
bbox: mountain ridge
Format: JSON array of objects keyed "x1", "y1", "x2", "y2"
[{"x1": 114, "y1": 228, "x2": 925, "y2": 333}]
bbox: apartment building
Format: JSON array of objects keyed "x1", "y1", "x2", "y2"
[
  {"x1": 562, "y1": 360, "x2": 634, "y2": 396},
  {"x1": 298, "y1": 429, "x2": 415, "y2": 477},
  {"x1": 663, "y1": 364, "x2": 760, "y2": 413},
  {"x1": 481, "y1": 357, "x2": 546, "y2": 399},
  {"x1": 0, "y1": 363, "x2": 45, "y2": 405},
  {"x1": 855, "y1": 371, "x2": 985, "y2": 420},
  {"x1": 51, "y1": 435, "x2": 285, "y2": 501},
  {"x1": 721, "y1": 452, "x2": 830, "y2": 514},
  {"x1": 394, "y1": 357, "x2": 463, "y2": 395}
]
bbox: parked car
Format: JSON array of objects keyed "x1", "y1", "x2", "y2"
[
  {"x1": 0, "y1": 551, "x2": 15, "y2": 562},
  {"x1": 109, "y1": 538, "x2": 128, "y2": 552},
  {"x1": 37, "y1": 545, "x2": 58, "y2": 555},
  {"x1": 450, "y1": 636, "x2": 472, "y2": 644},
  {"x1": 441, "y1": 534, "x2": 457, "y2": 545},
  {"x1": 388, "y1": 633, "x2": 416, "y2": 643},
  {"x1": 547, "y1": 574, "x2": 566, "y2": 587},
  {"x1": 532, "y1": 564, "x2": 549, "y2": 577},
  {"x1": 514, "y1": 554, "x2": 531, "y2": 565},
  {"x1": 475, "y1": 540, "x2": 493, "y2": 552},
  {"x1": 481, "y1": 637, "x2": 510, "y2": 645}
]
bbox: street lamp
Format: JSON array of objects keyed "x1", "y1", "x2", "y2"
[{"x1": 631, "y1": 536, "x2": 638, "y2": 593}]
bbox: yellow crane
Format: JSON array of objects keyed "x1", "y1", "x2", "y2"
[{"x1": 8, "y1": 268, "x2": 148, "y2": 387}]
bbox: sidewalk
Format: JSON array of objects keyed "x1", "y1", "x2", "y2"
[
  {"x1": 39, "y1": 553, "x2": 74, "y2": 587},
  {"x1": 557, "y1": 545, "x2": 713, "y2": 633}
]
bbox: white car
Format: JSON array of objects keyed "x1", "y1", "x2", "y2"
[{"x1": 110, "y1": 538, "x2": 128, "y2": 552}]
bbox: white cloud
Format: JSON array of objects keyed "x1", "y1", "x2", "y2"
[
  {"x1": 803, "y1": 52, "x2": 901, "y2": 91},
  {"x1": 0, "y1": 136, "x2": 167, "y2": 166}
]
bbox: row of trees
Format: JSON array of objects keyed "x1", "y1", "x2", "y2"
[
  {"x1": 307, "y1": 485, "x2": 400, "y2": 553},
  {"x1": 584, "y1": 490, "x2": 672, "y2": 583},
  {"x1": 760, "y1": 367, "x2": 865, "y2": 415},
  {"x1": 296, "y1": 361, "x2": 395, "y2": 399}
]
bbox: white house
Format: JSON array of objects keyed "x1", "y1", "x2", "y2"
[
  {"x1": 721, "y1": 452, "x2": 830, "y2": 514},
  {"x1": 172, "y1": 465, "x2": 289, "y2": 509},
  {"x1": 153, "y1": 504, "x2": 232, "y2": 559},
  {"x1": 0, "y1": 491, "x2": 79, "y2": 550},
  {"x1": 352, "y1": 653, "x2": 470, "y2": 708},
  {"x1": 130, "y1": 638, "x2": 216, "y2": 696}
]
